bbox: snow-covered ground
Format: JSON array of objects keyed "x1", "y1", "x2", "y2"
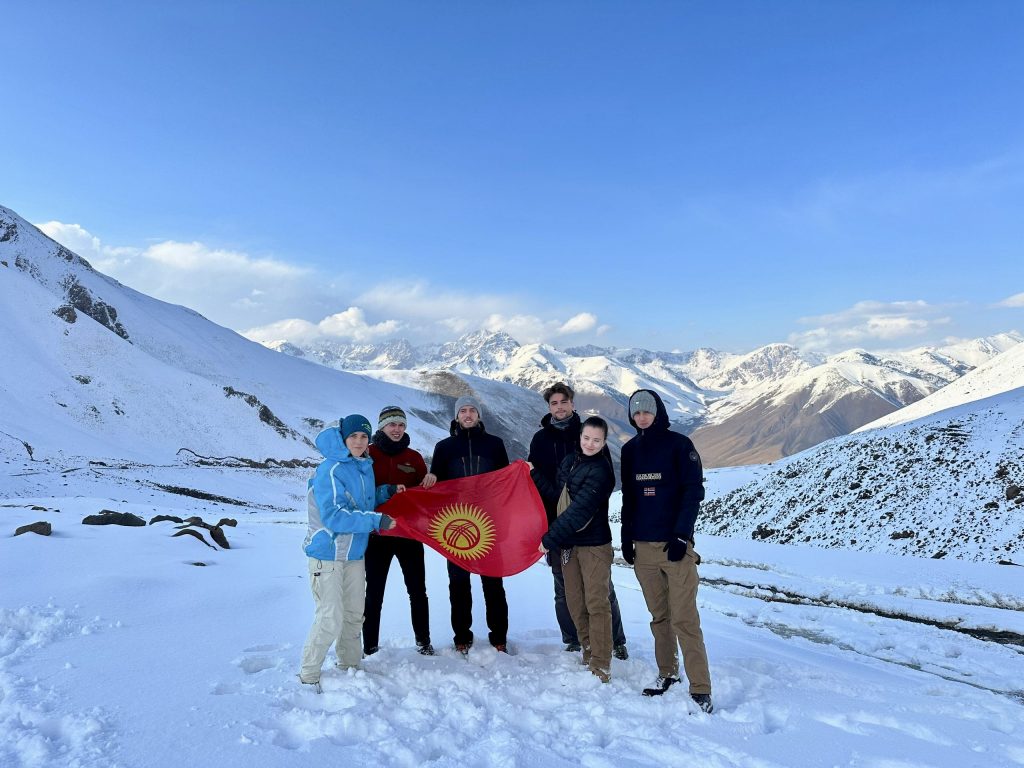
[{"x1": 3, "y1": 462, "x2": 1023, "y2": 768}]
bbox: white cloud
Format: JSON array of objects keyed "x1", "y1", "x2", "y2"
[
  {"x1": 37, "y1": 220, "x2": 607, "y2": 347},
  {"x1": 243, "y1": 307, "x2": 404, "y2": 345},
  {"x1": 997, "y1": 292, "x2": 1024, "y2": 308},
  {"x1": 557, "y1": 312, "x2": 598, "y2": 335},
  {"x1": 789, "y1": 300, "x2": 952, "y2": 353},
  {"x1": 36, "y1": 220, "x2": 320, "y2": 330}
]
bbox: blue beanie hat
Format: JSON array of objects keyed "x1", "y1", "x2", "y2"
[{"x1": 340, "y1": 414, "x2": 373, "y2": 441}]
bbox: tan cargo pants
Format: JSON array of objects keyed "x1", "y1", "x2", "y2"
[
  {"x1": 299, "y1": 558, "x2": 366, "y2": 683},
  {"x1": 633, "y1": 540, "x2": 711, "y2": 694},
  {"x1": 562, "y1": 543, "x2": 614, "y2": 680}
]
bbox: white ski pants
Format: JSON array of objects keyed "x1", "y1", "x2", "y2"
[{"x1": 299, "y1": 558, "x2": 365, "y2": 683}]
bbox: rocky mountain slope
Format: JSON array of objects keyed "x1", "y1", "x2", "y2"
[{"x1": 699, "y1": 343, "x2": 1024, "y2": 563}]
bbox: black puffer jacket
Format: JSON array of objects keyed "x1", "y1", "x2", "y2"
[
  {"x1": 620, "y1": 389, "x2": 705, "y2": 543},
  {"x1": 540, "y1": 448, "x2": 615, "y2": 550},
  {"x1": 430, "y1": 421, "x2": 510, "y2": 481},
  {"x1": 528, "y1": 412, "x2": 581, "y2": 523}
]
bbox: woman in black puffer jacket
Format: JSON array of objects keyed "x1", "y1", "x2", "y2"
[{"x1": 537, "y1": 416, "x2": 616, "y2": 682}]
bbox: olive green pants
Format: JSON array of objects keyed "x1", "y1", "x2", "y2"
[
  {"x1": 633, "y1": 541, "x2": 711, "y2": 694},
  {"x1": 562, "y1": 543, "x2": 613, "y2": 679}
]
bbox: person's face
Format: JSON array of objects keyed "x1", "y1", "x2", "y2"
[
  {"x1": 345, "y1": 432, "x2": 369, "y2": 457},
  {"x1": 633, "y1": 411, "x2": 655, "y2": 430},
  {"x1": 580, "y1": 425, "x2": 606, "y2": 456},
  {"x1": 458, "y1": 406, "x2": 479, "y2": 428},
  {"x1": 547, "y1": 393, "x2": 574, "y2": 421},
  {"x1": 383, "y1": 421, "x2": 406, "y2": 441}
]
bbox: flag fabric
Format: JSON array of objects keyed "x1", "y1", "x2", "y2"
[{"x1": 379, "y1": 460, "x2": 547, "y2": 577}]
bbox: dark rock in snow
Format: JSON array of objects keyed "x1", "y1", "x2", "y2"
[
  {"x1": 150, "y1": 515, "x2": 185, "y2": 525},
  {"x1": 1007, "y1": 484, "x2": 1021, "y2": 501},
  {"x1": 82, "y1": 510, "x2": 146, "y2": 526},
  {"x1": 15, "y1": 521, "x2": 52, "y2": 536},
  {"x1": 173, "y1": 528, "x2": 216, "y2": 548}
]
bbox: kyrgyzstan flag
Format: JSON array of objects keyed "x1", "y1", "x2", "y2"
[{"x1": 379, "y1": 460, "x2": 546, "y2": 577}]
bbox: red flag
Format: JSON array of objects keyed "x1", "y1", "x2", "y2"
[{"x1": 379, "y1": 460, "x2": 546, "y2": 577}]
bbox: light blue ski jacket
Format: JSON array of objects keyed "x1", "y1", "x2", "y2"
[{"x1": 303, "y1": 426, "x2": 393, "y2": 561}]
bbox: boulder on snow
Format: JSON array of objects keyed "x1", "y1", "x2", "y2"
[
  {"x1": 1007, "y1": 484, "x2": 1021, "y2": 501},
  {"x1": 149, "y1": 514, "x2": 185, "y2": 525},
  {"x1": 15, "y1": 521, "x2": 52, "y2": 537},
  {"x1": 173, "y1": 528, "x2": 216, "y2": 548},
  {"x1": 82, "y1": 510, "x2": 146, "y2": 527}
]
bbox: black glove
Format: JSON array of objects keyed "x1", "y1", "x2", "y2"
[
  {"x1": 379, "y1": 514, "x2": 396, "y2": 531},
  {"x1": 621, "y1": 540, "x2": 635, "y2": 565},
  {"x1": 664, "y1": 537, "x2": 687, "y2": 562}
]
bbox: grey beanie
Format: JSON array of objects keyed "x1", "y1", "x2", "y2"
[
  {"x1": 629, "y1": 390, "x2": 658, "y2": 417},
  {"x1": 453, "y1": 395, "x2": 483, "y2": 421}
]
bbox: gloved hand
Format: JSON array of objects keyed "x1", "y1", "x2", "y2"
[
  {"x1": 379, "y1": 514, "x2": 396, "y2": 531},
  {"x1": 621, "y1": 540, "x2": 635, "y2": 565},
  {"x1": 664, "y1": 537, "x2": 687, "y2": 562}
]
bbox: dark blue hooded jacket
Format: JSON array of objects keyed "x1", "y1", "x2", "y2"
[{"x1": 620, "y1": 389, "x2": 705, "y2": 543}]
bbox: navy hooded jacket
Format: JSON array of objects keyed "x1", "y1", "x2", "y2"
[{"x1": 620, "y1": 389, "x2": 705, "y2": 543}]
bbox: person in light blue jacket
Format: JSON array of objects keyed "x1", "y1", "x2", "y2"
[{"x1": 299, "y1": 414, "x2": 399, "y2": 689}]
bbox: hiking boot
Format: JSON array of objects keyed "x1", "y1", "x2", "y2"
[
  {"x1": 564, "y1": 642, "x2": 582, "y2": 652},
  {"x1": 642, "y1": 675, "x2": 680, "y2": 697},
  {"x1": 591, "y1": 667, "x2": 611, "y2": 683},
  {"x1": 416, "y1": 642, "x2": 435, "y2": 656},
  {"x1": 455, "y1": 641, "x2": 472, "y2": 656},
  {"x1": 494, "y1": 643, "x2": 508, "y2": 653},
  {"x1": 297, "y1": 675, "x2": 322, "y2": 694},
  {"x1": 613, "y1": 644, "x2": 629, "y2": 660},
  {"x1": 363, "y1": 646, "x2": 379, "y2": 657},
  {"x1": 691, "y1": 693, "x2": 714, "y2": 713}
]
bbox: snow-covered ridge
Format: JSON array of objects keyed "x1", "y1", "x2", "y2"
[
  {"x1": 0, "y1": 205, "x2": 460, "y2": 464},
  {"x1": 700, "y1": 346, "x2": 1024, "y2": 563}
]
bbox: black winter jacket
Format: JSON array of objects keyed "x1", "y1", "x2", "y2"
[
  {"x1": 539, "y1": 448, "x2": 615, "y2": 550},
  {"x1": 528, "y1": 412, "x2": 582, "y2": 523},
  {"x1": 620, "y1": 389, "x2": 705, "y2": 543},
  {"x1": 430, "y1": 421, "x2": 510, "y2": 481}
]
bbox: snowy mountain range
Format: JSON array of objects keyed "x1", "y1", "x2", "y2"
[{"x1": 262, "y1": 328, "x2": 1022, "y2": 467}]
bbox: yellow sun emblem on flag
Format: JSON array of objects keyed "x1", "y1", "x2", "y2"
[{"x1": 428, "y1": 503, "x2": 496, "y2": 560}]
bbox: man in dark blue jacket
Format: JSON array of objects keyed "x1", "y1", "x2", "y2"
[
  {"x1": 620, "y1": 389, "x2": 713, "y2": 713},
  {"x1": 528, "y1": 382, "x2": 628, "y2": 659},
  {"x1": 431, "y1": 395, "x2": 510, "y2": 654}
]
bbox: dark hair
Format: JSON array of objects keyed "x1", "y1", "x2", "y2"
[
  {"x1": 580, "y1": 415, "x2": 608, "y2": 437},
  {"x1": 543, "y1": 382, "x2": 575, "y2": 403}
]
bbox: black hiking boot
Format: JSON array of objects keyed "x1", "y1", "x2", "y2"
[
  {"x1": 642, "y1": 675, "x2": 680, "y2": 697},
  {"x1": 691, "y1": 693, "x2": 714, "y2": 713},
  {"x1": 613, "y1": 644, "x2": 629, "y2": 660},
  {"x1": 417, "y1": 642, "x2": 435, "y2": 656}
]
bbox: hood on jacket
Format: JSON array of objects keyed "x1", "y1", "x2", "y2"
[
  {"x1": 315, "y1": 425, "x2": 358, "y2": 462},
  {"x1": 626, "y1": 389, "x2": 671, "y2": 433}
]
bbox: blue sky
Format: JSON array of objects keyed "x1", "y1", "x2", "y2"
[{"x1": 3, "y1": 1, "x2": 1023, "y2": 354}]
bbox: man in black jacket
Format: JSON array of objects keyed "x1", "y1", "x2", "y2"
[
  {"x1": 431, "y1": 395, "x2": 510, "y2": 654},
  {"x1": 528, "y1": 382, "x2": 628, "y2": 659},
  {"x1": 620, "y1": 388, "x2": 713, "y2": 713}
]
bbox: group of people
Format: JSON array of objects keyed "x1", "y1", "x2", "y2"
[{"x1": 298, "y1": 384, "x2": 714, "y2": 714}]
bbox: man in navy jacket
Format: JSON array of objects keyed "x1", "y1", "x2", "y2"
[{"x1": 620, "y1": 389, "x2": 713, "y2": 713}]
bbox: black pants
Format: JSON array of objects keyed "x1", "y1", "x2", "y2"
[
  {"x1": 447, "y1": 560, "x2": 508, "y2": 647},
  {"x1": 362, "y1": 534, "x2": 430, "y2": 652}
]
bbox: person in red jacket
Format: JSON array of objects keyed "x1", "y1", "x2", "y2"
[{"x1": 363, "y1": 405, "x2": 438, "y2": 656}]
